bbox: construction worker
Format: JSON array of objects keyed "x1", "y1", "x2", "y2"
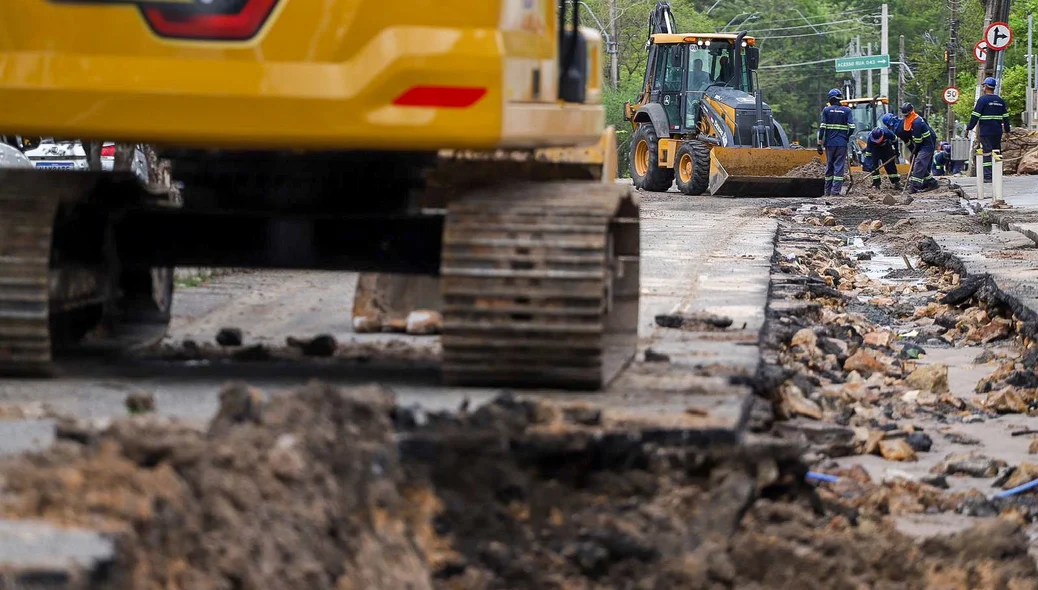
[
  {"x1": 900, "y1": 103, "x2": 940, "y2": 194},
  {"x1": 882, "y1": 112, "x2": 909, "y2": 160},
  {"x1": 933, "y1": 141, "x2": 949, "y2": 176},
  {"x1": 966, "y1": 77, "x2": 1011, "y2": 183},
  {"x1": 817, "y1": 88, "x2": 854, "y2": 196},
  {"x1": 863, "y1": 127, "x2": 902, "y2": 189}
]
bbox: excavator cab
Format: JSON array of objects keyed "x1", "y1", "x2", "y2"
[{"x1": 623, "y1": 1, "x2": 822, "y2": 197}]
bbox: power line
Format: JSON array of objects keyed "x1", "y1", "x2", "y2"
[
  {"x1": 758, "y1": 27, "x2": 869, "y2": 40},
  {"x1": 723, "y1": 7, "x2": 875, "y2": 28},
  {"x1": 758, "y1": 57, "x2": 838, "y2": 69},
  {"x1": 744, "y1": 18, "x2": 868, "y2": 33}
]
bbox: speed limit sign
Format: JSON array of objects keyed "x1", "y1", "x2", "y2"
[{"x1": 943, "y1": 86, "x2": 960, "y2": 105}]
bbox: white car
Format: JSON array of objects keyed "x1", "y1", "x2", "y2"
[{"x1": 23, "y1": 139, "x2": 149, "y2": 181}]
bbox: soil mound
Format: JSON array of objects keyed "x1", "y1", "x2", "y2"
[{"x1": 0, "y1": 382, "x2": 1035, "y2": 589}]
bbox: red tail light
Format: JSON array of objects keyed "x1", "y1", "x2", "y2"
[
  {"x1": 100, "y1": 145, "x2": 115, "y2": 157},
  {"x1": 141, "y1": 0, "x2": 280, "y2": 41},
  {"x1": 393, "y1": 86, "x2": 487, "y2": 108}
]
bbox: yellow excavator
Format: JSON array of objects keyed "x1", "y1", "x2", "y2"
[
  {"x1": 624, "y1": 1, "x2": 822, "y2": 197},
  {"x1": 0, "y1": 0, "x2": 639, "y2": 390}
]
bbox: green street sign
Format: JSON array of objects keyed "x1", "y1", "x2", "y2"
[{"x1": 835, "y1": 54, "x2": 890, "y2": 72}]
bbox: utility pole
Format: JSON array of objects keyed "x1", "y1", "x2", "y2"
[
  {"x1": 947, "y1": 0, "x2": 959, "y2": 140},
  {"x1": 608, "y1": 0, "x2": 619, "y2": 89},
  {"x1": 881, "y1": 3, "x2": 890, "y2": 98},
  {"x1": 853, "y1": 37, "x2": 862, "y2": 98},
  {"x1": 898, "y1": 34, "x2": 906, "y2": 108},
  {"x1": 867, "y1": 42, "x2": 875, "y2": 96},
  {"x1": 1028, "y1": 14, "x2": 1033, "y2": 127}
]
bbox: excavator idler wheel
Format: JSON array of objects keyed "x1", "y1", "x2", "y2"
[
  {"x1": 675, "y1": 141, "x2": 711, "y2": 196},
  {"x1": 0, "y1": 170, "x2": 174, "y2": 376},
  {"x1": 440, "y1": 181, "x2": 640, "y2": 390}
]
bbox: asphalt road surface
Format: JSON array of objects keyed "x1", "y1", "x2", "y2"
[{"x1": 0, "y1": 187, "x2": 779, "y2": 454}]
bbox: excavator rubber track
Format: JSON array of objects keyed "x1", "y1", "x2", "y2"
[
  {"x1": 441, "y1": 181, "x2": 640, "y2": 390},
  {"x1": 0, "y1": 179, "x2": 62, "y2": 375},
  {"x1": 0, "y1": 169, "x2": 174, "y2": 377}
]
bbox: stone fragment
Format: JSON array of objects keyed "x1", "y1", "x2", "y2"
[
  {"x1": 904, "y1": 364, "x2": 949, "y2": 393},
  {"x1": 406, "y1": 310, "x2": 443, "y2": 335},
  {"x1": 643, "y1": 348, "x2": 670, "y2": 363},
  {"x1": 863, "y1": 330, "x2": 892, "y2": 348},
  {"x1": 790, "y1": 328, "x2": 817, "y2": 349},
  {"x1": 882, "y1": 194, "x2": 896, "y2": 205},
  {"x1": 985, "y1": 387, "x2": 1029, "y2": 414},
  {"x1": 125, "y1": 392, "x2": 156, "y2": 415},
  {"x1": 844, "y1": 350, "x2": 887, "y2": 377},
  {"x1": 879, "y1": 439, "x2": 917, "y2": 462},
  {"x1": 352, "y1": 315, "x2": 381, "y2": 333},
  {"x1": 818, "y1": 337, "x2": 849, "y2": 360},
  {"x1": 822, "y1": 216, "x2": 837, "y2": 226},
  {"x1": 209, "y1": 382, "x2": 266, "y2": 435},
  {"x1": 863, "y1": 430, "x2": 886, "y2": 455},
  {"x1": 905, "y1": 432, "x2": 933, "y2": 453},
  {"x1": 942, "y1": 431, "x2": 980, "y2": 446},
  {"x1": 287, "y1": 334, "x2": 338, "y2": 357},
  {"x1": 921, "y1": 475, "x2": 949, "y2": 489},
  {"x1": 856, "y1": 220, "x2": 872, "y2": 233},
  {"x1": 1030, "y1": 437, "x2": 1038, "y2": 455},
  {"x1": 215, "y1": 327, "x2": 243, "y2": 347},
  {"x1": 773, "y1": 419, "x2": 856, "y2": 457},
  {"x1": 931, "y1": 451, "x2": 1006, "y2": 478},
  {"x1": 1002, "y1": 463, "x2": 1038, "y2": 489},
  {"x1": 869, "y1": 220, "x2": 884, "y2": 231},
  {"x1": 893, "y1": 218, "x2": 912, "y2": 229},
  {"x1": 781, "y1": 385, "x2": 822, "y2": 420}
]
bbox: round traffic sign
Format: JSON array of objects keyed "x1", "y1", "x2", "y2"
[
  {"x1": 985, "y1": 21, "x2": 1013, "y2": 51},
  {"x1": 974, "y1": 40, "x2": 989, "y2": 62},
  {"x1": 943, "y1": 86, "x2": 960, "y2": 105}
]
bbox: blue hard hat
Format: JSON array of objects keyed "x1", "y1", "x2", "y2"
[
  {"x1": 870, "y1": 128, "x2": 885, "y2": 142},
  {"x1": 828, "y1": 88, "x2": 842, "y2": 99},
  {"x1": 983, "y1": 77, "x2": 997, "y2": 88},
  {"x1": 881, "y1": 113, "x2": 898, "y2": 128}
]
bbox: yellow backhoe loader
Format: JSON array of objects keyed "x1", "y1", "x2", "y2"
[
  {"x1": 623, "y1": 1, "x2": 823, "y2": 197},
  {"x1": 0, "y1": 0, "x2": 639, "y2": 390}
]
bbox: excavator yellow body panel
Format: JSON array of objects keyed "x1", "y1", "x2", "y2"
[{"x1": 0, "y1": 0, "x2": 605, "y2": 151}]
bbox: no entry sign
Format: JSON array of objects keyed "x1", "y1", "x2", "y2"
[{"x1": 974, "y1": 40, "x2": 989, "y2": 62}]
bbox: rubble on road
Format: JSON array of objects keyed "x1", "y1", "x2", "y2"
[{"x1": 0, "y1": 382, "x2": 1036, "y2": 589}]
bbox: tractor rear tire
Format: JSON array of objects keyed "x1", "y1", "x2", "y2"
[
  {"x1": 674, "y1": 141, "x2": 711, "y2": 196},
  {"x1": 630, "y1": 124, "x2": 674, "y2": 192}
]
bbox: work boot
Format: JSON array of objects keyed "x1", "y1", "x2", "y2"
[
  {"x1": 872, "y1": 181, "x2": 882, "y2": 189},
  {"x1": 892, "y1": 181, "x2": 902, "y2": 191}
]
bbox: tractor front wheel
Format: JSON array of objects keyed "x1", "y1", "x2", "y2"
[
  {"x1": 630, "y1": 124, "x2": 674, "y2": 192},
  {"x1": 674, "y1": 141, "x2": 711, "y2": 196}
]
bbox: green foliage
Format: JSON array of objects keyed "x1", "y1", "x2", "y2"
[{"x1": 1000, "y1": 65, "x2": 1028, "y2": 126}]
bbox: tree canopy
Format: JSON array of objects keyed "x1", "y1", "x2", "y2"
[{"x1": 586, "y1": 0, "x2": 1032, "y2": 153}]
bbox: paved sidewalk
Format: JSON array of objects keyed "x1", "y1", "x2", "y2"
[{"x1": 932, "y1": 175, "x2": 1038, "y2": 332}]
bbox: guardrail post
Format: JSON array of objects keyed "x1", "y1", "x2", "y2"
[
  {"x1": 992, "y1": 149, "x2": 1004, "y2": 203},
  {"x1": 976, "y1": 148, "x2": 985, "y2": 199}
]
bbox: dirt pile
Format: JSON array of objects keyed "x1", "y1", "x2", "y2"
[
  {"x1": 1003, "y1": 130, "x2": 1038, "y2": 175},
  {"x1": 783, "y1": 157, "x2": 826, "y2": 178},
  {"x1": 0, "y1": 383, "x2": 1036, "y2": 589}
]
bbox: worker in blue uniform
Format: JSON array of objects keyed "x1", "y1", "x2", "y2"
[
  {"x1": 882, "y1": 112, "x2": 910, "y2": 159},
  {"x1": 933, "y1": 142, "x2": 949, "y2": 176},
  {"x1": 900, "y1": 103, "x2": 940, "y2": 194},
  {"x1": 966, "y1": 77, "x2": 1011, "y2": 182},
  {"x1": 863, "y1": 127, "x2": 902, "y2": 189},
  {"x1": 817, "y1": 88, "x2": 854, "y2": 196}
]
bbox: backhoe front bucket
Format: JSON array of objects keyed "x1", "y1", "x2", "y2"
[{"x1": 707, "y1": 147, "x2": 825, "y2": 198}]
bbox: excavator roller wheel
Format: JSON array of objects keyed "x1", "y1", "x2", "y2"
[{"x1": 441, "y1": 181, "x2": 640, "y2": 390}]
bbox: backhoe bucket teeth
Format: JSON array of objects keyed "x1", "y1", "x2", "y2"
[
  {"x1": 707, "y1": 147, "x2": 825, "y2": 198},
  {"x1": 351, "y1": 273, "x2": 444, "y2": 331}
]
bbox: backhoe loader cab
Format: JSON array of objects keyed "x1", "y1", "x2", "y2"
[{"x1": 624, "y1": 30, "x2": 821, "y2": 198}]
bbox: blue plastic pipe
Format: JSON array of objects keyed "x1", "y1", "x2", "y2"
[
  {"x1": 806, "y1": 471, "x2": 839, "y2": 483},
  {"x1": 994, "y1": 477, "x2": 1038, "y2": 499}
]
